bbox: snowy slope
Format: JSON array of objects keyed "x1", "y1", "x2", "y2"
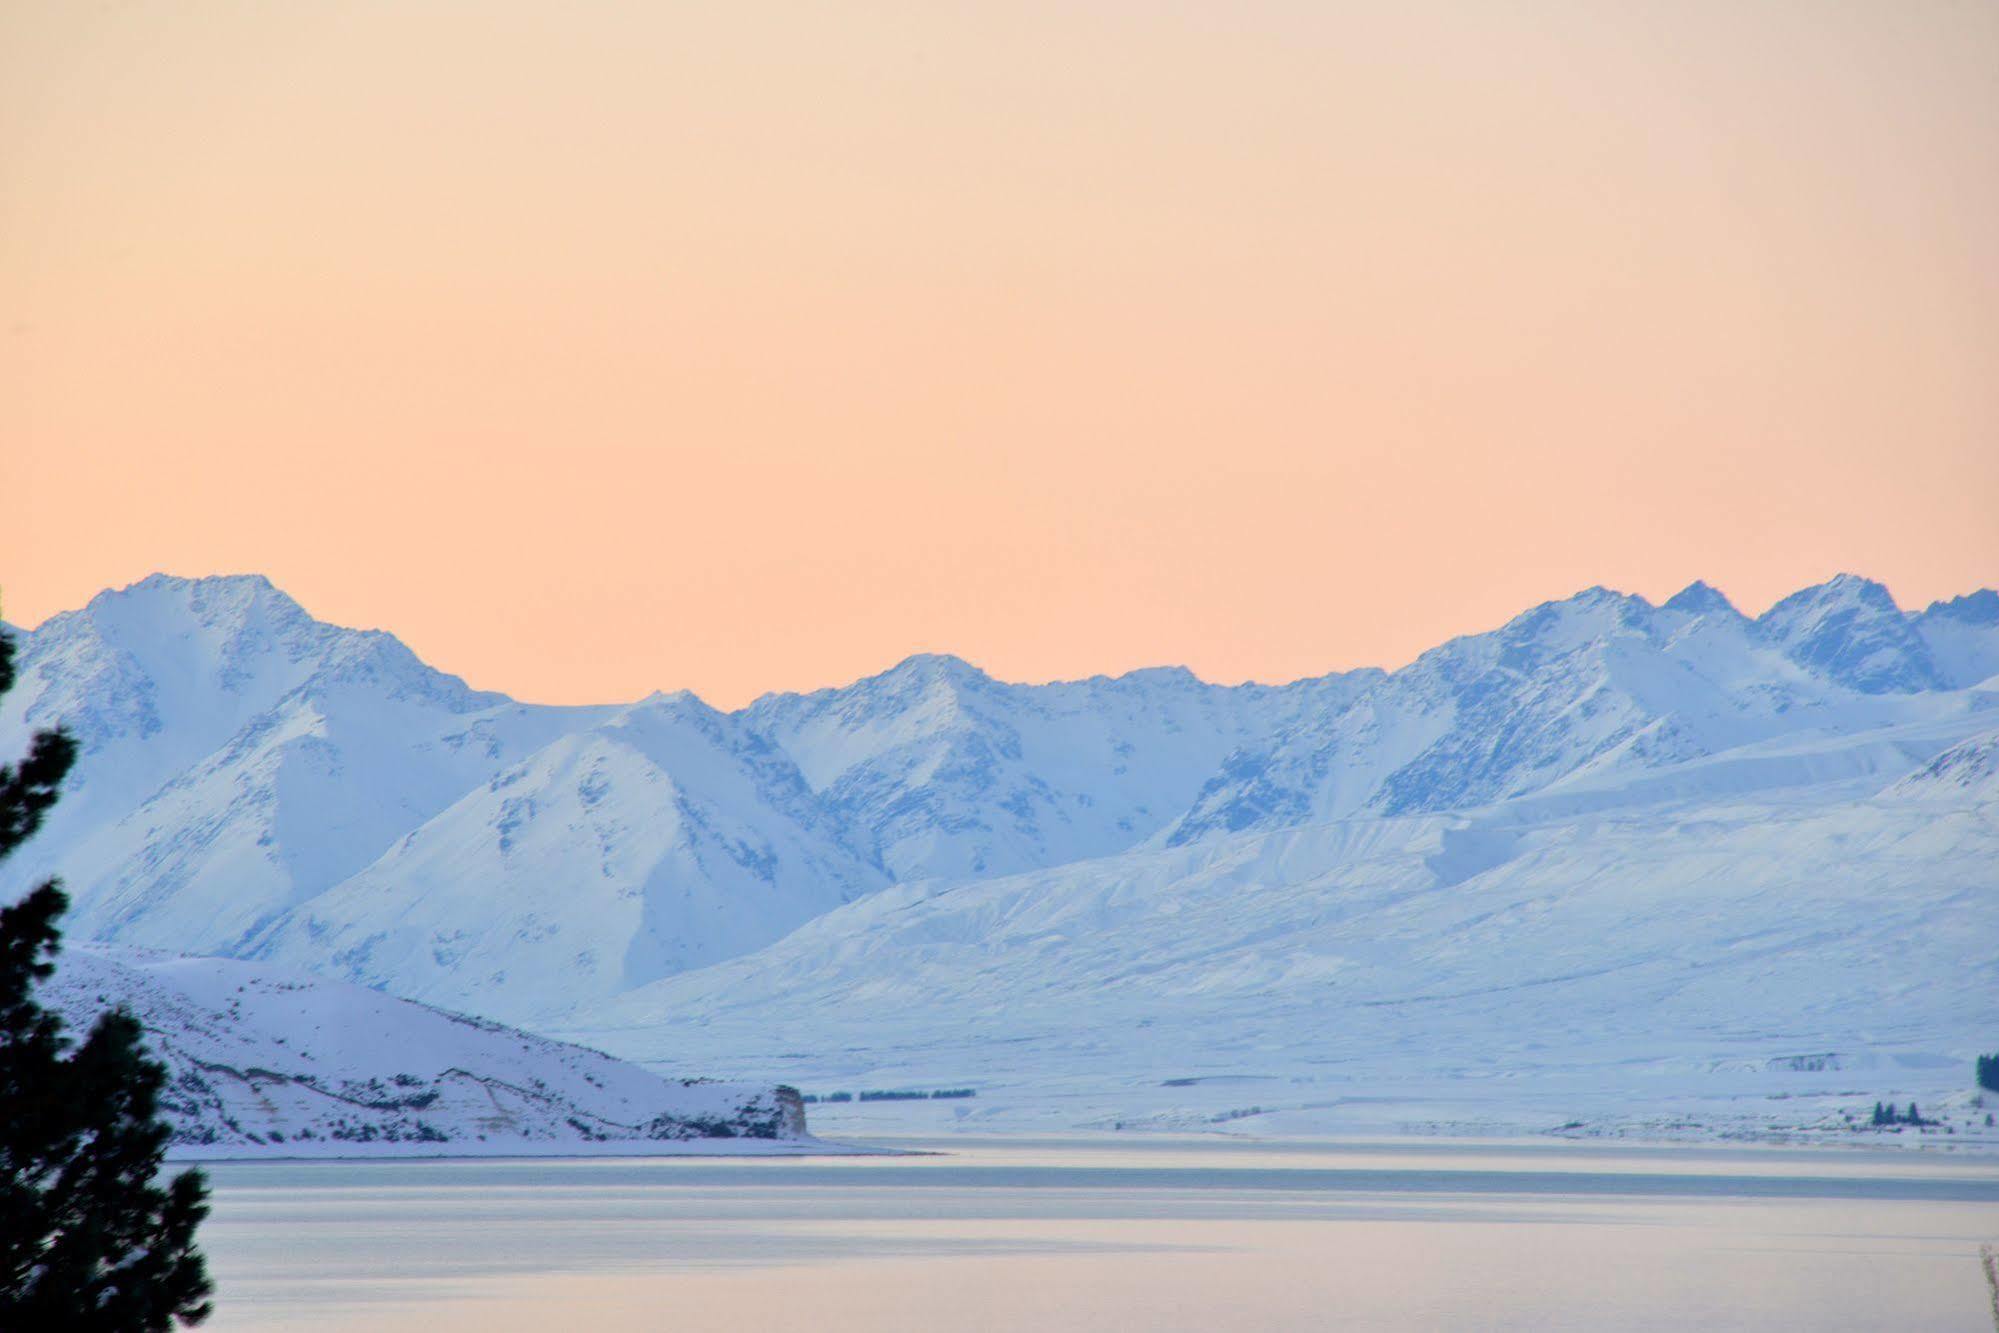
[
  {"x1": 1881, "y1": 725, "x2": 1999, "y2": 801},
  {"x1": 559, "y1": 733, "x2": 1999, "y2": 1139},
  {"x1": 246, "y1": 693, "x2": 886, "y2": 1023},
  {"x1": 43, "y1": 945, "x2": 810, "y2": 1152},
  {"x1": 1757, "y1": 573, "x2": 1946, "y2": 693}
]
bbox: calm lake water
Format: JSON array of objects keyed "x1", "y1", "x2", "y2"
[{"x1": 197, "y1": 1137, "x2": 1999, "y2": 1331}]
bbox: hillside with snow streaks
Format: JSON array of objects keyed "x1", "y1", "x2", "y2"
[
  {"x1": 45, "y1": 946, "x2": 809, "y2": 1152},
  {"x1": 3, "y1": 569, "x2": 1996, "y2": 1047}
]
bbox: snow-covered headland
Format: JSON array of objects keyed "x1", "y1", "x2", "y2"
[{"x1": 42, "y1": 945, "x2": 824, "y2": 1156}]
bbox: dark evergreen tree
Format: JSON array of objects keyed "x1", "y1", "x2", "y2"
[
  {"x1": 0, "y1": 623, "x2": 212, "y2": 1329},
  {"x1": 1906, "y1": 1102, "x2": 1920, "y2": 1125},
  {"x1": 1978, "y1": 1053, "x2": 1999, "y2": 1094}
]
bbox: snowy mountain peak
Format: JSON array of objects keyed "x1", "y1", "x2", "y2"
[
  {"x1": 78, "y1": 572, "x2": 312, "y2": 649},
  {"x1": 1495, "y1": 585, "x2": 1655, "y2": 645},
  {"x1": 28, "y1": 571, "x2": 492, "y2": 724},
  {"x1": 1756, "y1": 574, "x2": 1939, "y2": 693},
  {"x1": 872, "y1": 652, "x2": 996, "y2": 696},
  {"x1": 113, "y1": 569, "x2": 286, "y2": 603},
  {"x1": 1910, "y1": 588, "x2": 1999, "y2": 689},
  {"x1": 1762, "y1": 573, "x2": 1902, "y2": 621},
  {"x1": 1919, "y1": 588, "x2": 1999, "y2": 626},
  {"x1": 1662, "y1": 580, "x2": 1741, "y2": 619},
  {"x1": 750, "y1": 653, "x2": 1000, "y2": 727},
  {"x1": 1089, "y1": 663, "x2": 1204, "y2": 690},
  {"x1": 891, "y1": 650, "x2": 986, "y2": 675},
  {"x1": 627, "y1": 688, "x2": 726, "y2": 723}
]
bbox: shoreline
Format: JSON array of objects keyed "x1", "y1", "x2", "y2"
[
  {"x1": 166, "y1": 1125, "x2": 1999, "y2": 1166},
  {"x1": 166, "y1": 1134, "x2": 911, "y2": 1165}
]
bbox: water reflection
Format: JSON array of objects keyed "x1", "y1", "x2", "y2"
[{"x1": 198, "y1": 1137, "x2": 1999, "y2": 1331}]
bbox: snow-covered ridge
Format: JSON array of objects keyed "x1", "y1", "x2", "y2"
[
  {"x1": 1882, "y1": 726, "x2": 1999, "y2": 800},
  {"x1": 44, "y1": 945, "x2": 811, "y2": 1152}
]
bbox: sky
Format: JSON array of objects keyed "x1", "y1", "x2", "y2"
[{"x1": 3, "y1": 1, "x2": 1995, "y2": 707}]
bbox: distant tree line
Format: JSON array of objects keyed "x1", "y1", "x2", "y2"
[{"x1": 799, "y1": 1088, "x2": 977, "y2": 1104}]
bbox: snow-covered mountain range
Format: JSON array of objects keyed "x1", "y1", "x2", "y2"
[{"x1": 4, "y1": 570, "x2": 1996, "y2": 1137}]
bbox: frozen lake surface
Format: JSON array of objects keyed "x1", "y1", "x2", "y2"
[{"x1": 199, "y1": 1137, "x2": 1999, "y2": 1331}]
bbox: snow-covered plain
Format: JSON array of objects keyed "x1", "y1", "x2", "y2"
[{"x1": 5, "y1": 570, "x2": 1996, "y2": 1145}]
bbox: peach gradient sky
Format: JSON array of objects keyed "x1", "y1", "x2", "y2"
[{"x1": 3, "y1": 1, "x2": 1996, "y2": 707}]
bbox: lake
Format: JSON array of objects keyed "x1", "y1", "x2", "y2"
[{"x1": 196, "y1": 1136, "x2": 1999, "y2": 1330}]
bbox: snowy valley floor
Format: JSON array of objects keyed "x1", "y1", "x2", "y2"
[{"x1": 792, "y1": 1078, "x2": 1999, "y2": 1153}]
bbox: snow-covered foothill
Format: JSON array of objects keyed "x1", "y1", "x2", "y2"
[{"x1": 42, "y1": 945, "x2": 814, "y2": 1154}]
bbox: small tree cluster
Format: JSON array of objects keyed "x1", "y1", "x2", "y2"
[
  {"x1": 1977, "y1": 1053, "x2": 1999, "y2": 1094},
  {"x1": 1870, "y1": 1101, "x2": 1927, "y2": 1127}
]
